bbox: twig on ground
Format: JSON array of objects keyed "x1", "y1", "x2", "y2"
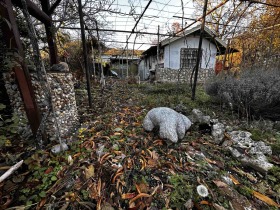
[{"x1": 0, "y1": 160, "x2": 24, "y2": 183}]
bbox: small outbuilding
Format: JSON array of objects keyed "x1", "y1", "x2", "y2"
[{"x1": 139, "y1": 25, "x2": 238, "y2": 82}]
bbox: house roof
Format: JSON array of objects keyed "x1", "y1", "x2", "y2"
[
  {"x1": 161, "y1": 25, "x2": 238, "y2": 55},
  {"x1": 141, "y1": 45, "x2": 158, "y2": 57}
]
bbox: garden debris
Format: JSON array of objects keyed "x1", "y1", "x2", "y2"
[{"x1": 0, "y1": 81, "x2": 279, "y2": 209}]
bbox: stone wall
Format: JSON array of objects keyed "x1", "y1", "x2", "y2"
[
  {"x1": 156, "y1": 68, "x2": 214, "y2": 83},
  {"x1": 3, "y1": 72, "x2": 32, "y2": 139},
  {"x1": 3, "y1": 69, "x2": 79, "y2": 142}
]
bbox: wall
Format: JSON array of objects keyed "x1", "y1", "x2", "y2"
[
  {"x1": 139, "y1": 59, "x2": 148, "y2": 80},
  {"x1": 156, "y1": 67, "x2": 214, "y2": 83},
  {"x1": 163, "y1": 36, "x2": 217, "y2": 69},
  {"x1": 139, "y1": 54, "x2": 164, "y2": 80},
  {"x1": 3, "y1": 68, "x2": 79, "y2": 142}
]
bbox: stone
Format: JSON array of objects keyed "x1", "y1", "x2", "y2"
[
  {"x1": 143, "y1": 107, "x2": 192, "y2": 143},
  {"x1": 50, "y1": 62, "x2": 69, "y2": 72},
  {"x1": 174, "y1": 104, "x2": 188, "y2": 115},
  {"x1": 190, "y1": 109, "x2": 209, "y2": 124},
  {"x1": 211, "y1": 122, "x2": 225, "y2": 144},
  {"x1": 51, "y1": 143, "x2": 69, "y2": 154},
  {"x1": 226, "y1": 130, "x2": 273, "y2": 173}
]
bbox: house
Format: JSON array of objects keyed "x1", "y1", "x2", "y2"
[
  {"x1": 139, "y1": 25, "x2": 237, "y2": 82},
  {"x1": 138, "y1": 46, "x2": 164, "y2": 80},
  {"x1": 91, "y1": 48, "x2": 142, "y2": 77},
  {"x1": 110, "y1": 56, "x2": 140, "y2": 78}
]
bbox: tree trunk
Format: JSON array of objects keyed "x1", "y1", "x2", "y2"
[{"x1": 40, "y1": 0, "x2": 59, "y2": 65}]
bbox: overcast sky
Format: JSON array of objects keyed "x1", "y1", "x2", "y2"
[{"x1": 97, "y1": 0, "x2": 197, "y2": 51}]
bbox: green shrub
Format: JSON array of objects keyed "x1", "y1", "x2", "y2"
[
  {"x1": 205, "y1": 66, "x2": 280, "y2": 120},
  {"x1": 0, "y1": 103, "x2": 21, "y2": 147}
]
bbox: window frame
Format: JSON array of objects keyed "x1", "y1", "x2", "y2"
[{"x1": 180, "y1": 48, "x2": 201, "y2": 69}]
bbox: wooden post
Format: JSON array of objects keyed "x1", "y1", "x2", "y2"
[
  {"x1": 77, "y1": 0, "x2": 92, "y2": 108},
  {"x1": 191, "y1": 0, "x2": 208, "y2": 101},
  {"x1": 156, "y1": 25, "x2": 160, "y2": 73}
]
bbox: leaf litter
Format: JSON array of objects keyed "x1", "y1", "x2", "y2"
[{"x1": 0, "y1": 79, "x2": 280, "y2": 209}]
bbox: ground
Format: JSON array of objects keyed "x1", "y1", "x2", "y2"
[{"x1": 0, "y1": 79, "x2": 280, "y2": 210}]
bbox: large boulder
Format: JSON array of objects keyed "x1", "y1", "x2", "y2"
[{"x1": 143, "y1": 107, "x2": 192, "y2": 143}]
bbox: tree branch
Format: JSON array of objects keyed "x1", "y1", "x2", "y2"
[
  {"x1": 0, "y1": 160, "x2": 24, "y2": 183},
  {"x1": 11, "y1": 0, "x2": 51, "y2": 24},
  {"x1": 48, "y1": 0, "x2": 62, "y2": 15}
]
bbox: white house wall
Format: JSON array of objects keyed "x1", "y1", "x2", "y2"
[{"x1": 164, "y1": 36, "x2": 217, "y2": 69}]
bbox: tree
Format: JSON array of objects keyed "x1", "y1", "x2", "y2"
[
  {"x1": 171, "y1": 22, "x2": 182, "y2": 34},
  {"x1": 232, "y1": 1, "x2": 280, "y2": 66},
  {"x1": 193, "y1": 0, "x2": 261, "y2": 39}
]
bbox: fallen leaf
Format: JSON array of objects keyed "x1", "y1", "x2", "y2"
[
  {"x1": 147, "y1": 159, "x2": 158, "y2": 168},
  {"x1": 135, "y1": 182, "x2": 148, "y2": 194},
  {"x1": 205, "y1": 158, "x2": 216, "y2": 164},
  {"x1": 213, "y1": 180, "x2": 228, "y2": 188},
  {"x1": 112, "y1": 172, "x2": 123, "y2": 183},
  {"x1": 231, "y1": 167, "x2": 257, "y2": 183},
  {"x1": 129, "y1": 193, "x2": 151, "y2": 205},
  {"x1": 44, "y1": 167, "x2": 53, "y2": 174},
  {"x1": 252, "y1": 190, "x2": 280, "y2": 207},
  {"x1": 229, "y1": 174, "x2": 240, "y2": 185},
  {"x1": 121, "y1": 192, "x2": 136, "y2": 199},
  {"x1": 200, "y1": 200, "x2": 211, "y2": 205},
  {"x1": 85, "y1": 165, "x2": 95, "y2": 179}
]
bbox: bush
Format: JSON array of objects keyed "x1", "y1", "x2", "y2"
[{"x1": 205, "y1": 66, "x2": 280, "y2": 120}]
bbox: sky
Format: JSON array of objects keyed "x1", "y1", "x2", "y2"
[{"x1": 94, "y1": 0, "x2": 198, "y2": 51}]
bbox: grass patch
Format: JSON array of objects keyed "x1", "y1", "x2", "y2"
[{"x1": 137, "y1": 83, "x2": 213, "y2": 115}]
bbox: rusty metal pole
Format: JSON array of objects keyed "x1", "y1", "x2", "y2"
[{"x1": 2, "y1": 0, "x2": 42, "y2": 136}]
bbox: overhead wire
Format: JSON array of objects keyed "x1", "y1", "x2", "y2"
[{"x1": 61, "y1": 0, "x2": 270, "y2": 51}]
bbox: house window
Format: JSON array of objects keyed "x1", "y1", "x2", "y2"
[{"x1": 180, "y1": 48, "x2": 200, "y2": 68}]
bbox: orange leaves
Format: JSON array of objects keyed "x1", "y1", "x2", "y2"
[
  {"x1": 121, "y1": 192, "x2": 136, "y2": 199},
  {"x1": 229, "y1": 174, "x2": 240, "y2": 185},
  {"x1": 128, "y1": 193, "x2": 151, "y2": 205},
  {"x1": 99, "y1": 153, "x2": 113, "y2": 164},
  {"x1": 252, "y1": 190, "x2": 280, "y2": 208},
  {"x1": 112, "y1": 171, "x2": 123, "y2": 184}
]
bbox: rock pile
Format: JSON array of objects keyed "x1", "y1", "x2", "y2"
[
  {"x1": 224, "y1": 131, "x2": 273, "y2": 173},
  {"x1": 190, "y1": 108, "x2": 274, "y2": 173}
]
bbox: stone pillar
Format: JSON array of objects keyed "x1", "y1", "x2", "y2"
[{"x1": 3, "y1": 63, "x2": 79, "y2": 143}]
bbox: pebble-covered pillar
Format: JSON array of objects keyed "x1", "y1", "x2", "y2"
[{"x1": 3, "y1": 62, "x2": 79, "y2": 143}]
